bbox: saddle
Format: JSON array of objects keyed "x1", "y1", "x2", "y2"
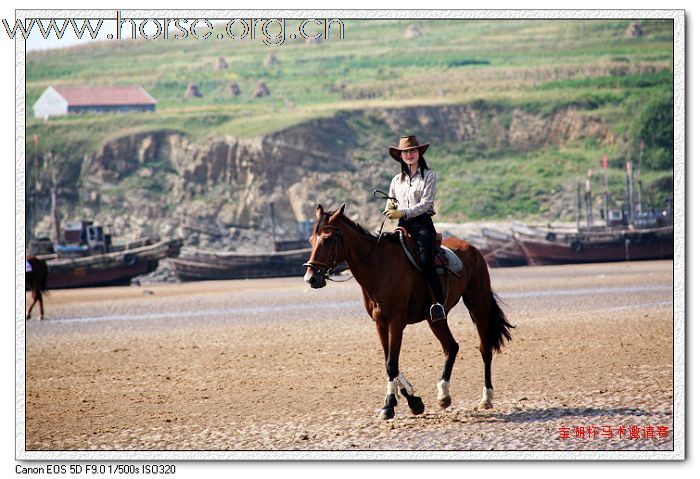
[{"x1": 394, "y1": 227, "x2": 463, "y2": 276}]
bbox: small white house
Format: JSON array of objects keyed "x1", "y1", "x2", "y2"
[{"x1": 33, "y1": 85, "x2": 157, "y2": 118}]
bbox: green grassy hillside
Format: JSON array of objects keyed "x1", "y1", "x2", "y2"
[{"x1": 26, "y1": 18, "x2": 674, "y2": 222}]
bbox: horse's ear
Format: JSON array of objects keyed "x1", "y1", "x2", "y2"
[
  {"x1": 315, "y1": 204, "x2": 324, "y2": 220},
  {"x1": 329, "y1": 204, "x2": 345, "y2": 223}
]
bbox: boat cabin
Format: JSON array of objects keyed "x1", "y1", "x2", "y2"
[
  {"x1": 607, "y1": 209, "x2": 626, "y2": 228},
  {"x1": 57, "y1": 221, "x2": 112, "y2": 257}
]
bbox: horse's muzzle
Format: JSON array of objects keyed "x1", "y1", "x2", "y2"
[{"x1": 304, "y1": 268, "x2": 327, "y2": 289}]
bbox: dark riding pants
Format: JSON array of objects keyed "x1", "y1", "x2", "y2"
[{"x1": 399, "y1": 214, "x2": 444, "y2": 304}]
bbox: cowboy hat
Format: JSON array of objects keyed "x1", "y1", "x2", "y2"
[{"x1": 389, "y1": 135, "x2": 429, "y2": 162}]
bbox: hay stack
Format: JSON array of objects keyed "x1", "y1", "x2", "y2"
[
  {"x1": 226, "y1": 82, "x2": 241, "y2": 97},
  {"x1": 625, "y1": 22, "x2": 644, "y2": 38},
  {"x1": 263, "y1": 52, "x2": 278, "y2": 67},
  {"x1": 252, "y1": 81, "x2": 270, "y2": 98},
  {"x1": 405, "y1": 25, "x2": 422, "y2": 38},
  {"x1": 184, "y1": 83, "x2": 202, "y2": 98},
  {"x1": 214, "y1": 56, "x2": 228, "y2": 70}
]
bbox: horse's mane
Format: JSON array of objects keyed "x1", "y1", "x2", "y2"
[{"x1": 316, "y1": 211, "x2": 400, "y2": 244}]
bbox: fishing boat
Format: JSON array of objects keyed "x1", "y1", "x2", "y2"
[
  {"x1": 512, "y1": 221, "x2": 673, "y2": 266},
  {"x1": 30, "y1": 221, "x2": 182, "y2": 288},
  {"x1": 512, "y1": 156, "x2": 673, "y2": 266},
  {"x1": 169, "y1": 247, "x2": 313, "y2": 281}
]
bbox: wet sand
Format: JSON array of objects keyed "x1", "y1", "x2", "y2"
[{"x1": 24, "y1": 260, "x2": 675, "y2": 453}]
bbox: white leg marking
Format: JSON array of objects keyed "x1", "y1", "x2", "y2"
[
  {"x1": 397, "y1": 373, "x2": 414, "y2": 396},
  {"x1": 479, "y1": 387, "x2": 494, "y2": 409},
  {"x1": 437, "y1": 379, "x2": 450, "y2": 401},
  {"x1": 386, "y1": 378, "x2": 398, "y2": 399},
  {"x1": 303, "y1": 270, "x2": 314, "y2": 283}
]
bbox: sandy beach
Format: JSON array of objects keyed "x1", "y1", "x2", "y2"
[{"x1": 23, "y1": 260, "x2": 674, "y2": 454}]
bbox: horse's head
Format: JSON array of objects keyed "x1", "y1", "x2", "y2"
[{"x1": 303, "y1": 204, "x2": 346, "y2": 289}]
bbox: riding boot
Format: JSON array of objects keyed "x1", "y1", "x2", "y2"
[{"x1": 422, "y1": 249, "x2": 446, "y2": 322}]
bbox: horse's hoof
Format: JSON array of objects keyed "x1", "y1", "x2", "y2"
[
  {"x1": 378, "y1": 407, "x2": 395, "y2": 420},
  {"x1": 407, "y1": 396, "x2": 425, "y2": 415},
  {"x1": 479, "y1": 387, "x2": 493, "y2": 409},
  {"x1": 438, "y1": 396, "x2": 452, "y2": 409},
  {"x1": 38, "y1": 316, "x2": 44, "y2": 321}
]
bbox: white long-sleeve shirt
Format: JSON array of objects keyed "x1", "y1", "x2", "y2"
[{"x1": 387, "y1": 168, "x2": 438, "y2": 220}]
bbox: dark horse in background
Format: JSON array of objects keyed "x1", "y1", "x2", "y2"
[
  {"x1": 26, "y1": 256, "x2": 48, "y2": 320},
  {"x1": 304, "y1": 205, "x2": 514, "y2": 420}
]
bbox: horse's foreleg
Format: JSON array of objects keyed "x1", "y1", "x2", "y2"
[
  {"x1": 397, "y1": 372, "x2": 425, "y2": 415},
  {"x1": 26, "y1": 290, "x2": 37, "y2": 320},
  {"x1": 38, "y1": 292, "x2": 44, "y2": 320},
  {"x1": 427, "y1": 319, "x2": 459, "y2": 409},
  {"x1": 378, "y1": 322, "x2": 404, "y2": 420}
]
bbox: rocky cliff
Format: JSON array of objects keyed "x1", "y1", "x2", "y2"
[{"x1": 32, "y1": 102, "x2": 610, "y2": 250}]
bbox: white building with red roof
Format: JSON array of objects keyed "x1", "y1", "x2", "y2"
[{"x1": 33, "y1": 85, "x2": 157, "y2": 118}]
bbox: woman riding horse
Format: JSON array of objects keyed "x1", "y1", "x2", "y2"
[
  {"x1": 303, "y1": 135, "x2": 514, "y2": 420},
  {"x1": 383, "y1": 135, "x2": 445, "y2": 322}
]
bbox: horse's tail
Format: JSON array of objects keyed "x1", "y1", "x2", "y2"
[
  {"x1": 459, "y1": 246, "x2": 514, "y2": 353},
  {"x1": 485, "y1": 292, "x2": 514, "y2": 353}
]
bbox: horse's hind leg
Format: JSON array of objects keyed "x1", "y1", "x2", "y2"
[
  {"x1": 427, "y1": 319, "x2": 459, "y2": 409},
  {"x1": 463, "y1": 291, "x2": 496, "y2": 409}
]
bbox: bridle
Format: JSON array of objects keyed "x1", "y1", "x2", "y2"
[
  {"x1": 303, "y1": 191, "x2": 397, "y2": 283},
  {"x1": 303, "y1": 225, "x2": 352, "y2": 282}
]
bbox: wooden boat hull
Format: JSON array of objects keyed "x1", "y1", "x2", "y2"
[
  {"x1": 170, "y1": 248, "x2": 312, "y2": 281},
  {"x1": 481, "y1": 228, "x2": 528, "y2": 267},
  {"x1": 45, "y1": 238, "x2": 182, "y2": 289}
]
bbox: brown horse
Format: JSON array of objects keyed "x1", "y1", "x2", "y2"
[
  {"x1": 304, "y1": 205, "x2": 514, "y2": 420},
  {"x1": 26, "y1": 256, "x2": 48, "y2": 320}
]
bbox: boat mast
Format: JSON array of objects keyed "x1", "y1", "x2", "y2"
[
  {"x1": 637, "y1": 141, "x2": 644, "y2": 215},
  {"x1": 576, "y1": 180, "x2": 581, "y2": 231},
  {"x1": 27, "y1": 134, "x2": 39, "y2": 246},
  {"x1": 585, "y1": 170, "x2": 593, "y2": 227},
  {"x1": 270, "y1": 202, "x2": 277, "y2": 251},
  {"x1": 47, "y1": 151, "x2": 61, "y2": 244},
  {"x1": 602, "y1": 154, "x2": 609, "y2": 227},
  {"x1": 625, "y1": 160, "x2": 634, "y2": 227}
]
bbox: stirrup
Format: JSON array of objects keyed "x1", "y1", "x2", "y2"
[{"x1": 430, "y1": 303, "x2": 446, "y2": 322}]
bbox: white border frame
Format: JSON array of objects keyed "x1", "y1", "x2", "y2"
[{"x1": 15, "y1": 9, "x2": 685, "y2": 461}]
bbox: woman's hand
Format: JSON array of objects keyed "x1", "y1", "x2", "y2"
[{"x1": 383, "y1": 208, "x2": 404, "y2": 220}]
